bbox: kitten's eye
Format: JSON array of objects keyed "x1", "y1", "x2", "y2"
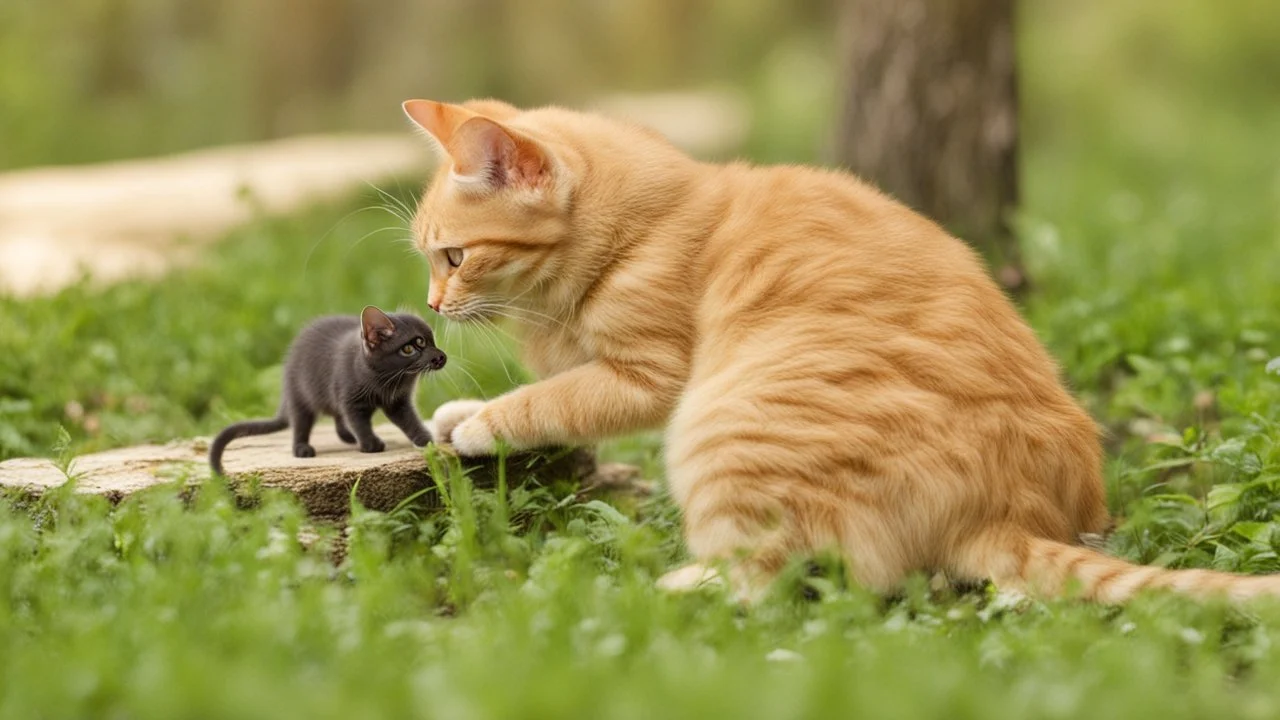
[
  {"x1": 399, "y1": 344, "x2": 416, "y2": 356},
  {"x1": 445, "y1": 248, "x2": 464, "y2": 268},
  {"x1": 414, "y1": 337, "x2": 427, "y2": 348}
]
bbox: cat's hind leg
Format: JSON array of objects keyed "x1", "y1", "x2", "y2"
[
  {"x1": 290, "y1": 406, "x2": 317, "y2": 458},
  {"x1": 334, "y1": 417, "x2": 357, "y2": 444},
  {"x1": 662, "y1": 378, "x2": 910, "y2": 603}
]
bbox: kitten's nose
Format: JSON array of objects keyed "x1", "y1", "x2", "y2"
[
  {"x1": 428, "y1": 300, "x2": 441, "y2": 313},
  {"x1": 428, "y1": 351, "x2": 447, "y2": 370}
]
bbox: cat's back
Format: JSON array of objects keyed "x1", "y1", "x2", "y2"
[
  {"x1": 699, "y1": 163, "x2": 1000, "y2": 336},
  {"x1": 711, "y1": 162, "x2": 978, "y2": 280},
  {"x1": 696, "y1": 161, "x2": 1079, "y2": 413}
]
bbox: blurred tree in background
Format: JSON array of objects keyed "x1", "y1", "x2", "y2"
[{"x1": 834, "y1": 0, "x2": 1023, "y2": 290}]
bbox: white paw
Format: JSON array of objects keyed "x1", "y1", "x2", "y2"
[
  {"x1": 428, "y1": 399, "x2": 487, "y2": 443},
  {"x1": 656, "y1": 563, "x2": 723, "y2": 593},
  {"x1": 449, "y1": 415, "x2": 497, "y2": 456}
]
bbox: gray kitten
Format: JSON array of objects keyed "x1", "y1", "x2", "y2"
[{"x1": 209, "y1": 306, "x2": 446, "y2": 475}]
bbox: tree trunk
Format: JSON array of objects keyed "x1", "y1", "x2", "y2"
[{"x1": 833, "y1": 0, "x2": 1024, "y2": 292}]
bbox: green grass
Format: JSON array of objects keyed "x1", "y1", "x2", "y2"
[
  {"x1": 3, "y1": 2, "x2": 1280, "y2": 717},
  {"x1": 8, "y1": 477, "x2": 1280, "y2": 719}
]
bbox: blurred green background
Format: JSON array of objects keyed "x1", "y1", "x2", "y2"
[
  {"x1": 3, "y1": 0, "x2": 1280, "y2": 172},
  {"x1": 0, "y1": 0, "x2": 835, "y2": 168}
]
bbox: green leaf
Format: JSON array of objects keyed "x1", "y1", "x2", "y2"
[
  {"x1": 579, "y1": 499, "x2": 630, "y2": 527},
  {"x1": 1230, "y1": 521, "x2": 1273, "y2": 545},
  {"x1": 1207, "y1": 483, "x2": 1244, "y2": 518},
  {"x1": 1125, "y1": 354, "x2": 1165, "y2": 377}
]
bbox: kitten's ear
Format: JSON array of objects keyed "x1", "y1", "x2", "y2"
[
  {"x1": 360, "y1": 306, "x2": 396, "y2": 351},
  {"x1": 402, "y1": 99, "x2": 547, "y2": 190}
]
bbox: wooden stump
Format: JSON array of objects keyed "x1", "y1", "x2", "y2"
[{"x1": 0, "y1": 423, "x2": 614, "y2": 520}]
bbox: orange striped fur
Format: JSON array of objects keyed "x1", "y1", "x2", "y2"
[{"x1": 402, "y1": 98, "x2": 1280, "y2": 604}]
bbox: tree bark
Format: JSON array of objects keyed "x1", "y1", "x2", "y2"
[{"x1": 833, "y1": 0, "x2": 1024, "y2": 292}]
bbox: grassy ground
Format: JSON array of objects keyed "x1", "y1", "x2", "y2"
[{"x1": 3, "y1": 3, "x2": 1280, "y2": 718}]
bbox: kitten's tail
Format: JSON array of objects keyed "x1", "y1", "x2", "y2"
[
  {"x1": 954, "y1": 525, "x2": 1280, "y2": 604},
  {"x1": 209, "y1": 413, "x2": 289, "y2": 476}
]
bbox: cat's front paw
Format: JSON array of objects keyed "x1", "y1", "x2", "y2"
[
  {"x1": 656, "y1": 564, "x2": 723, "y2": 593},
  {"x1": 428, "y1": 399, "x2": 487, "y2": 443},
  {"x1": 449, "y1": 415, "x2": 496, "y2": 456},
  {"x1": 359, "y1": 437, "x2": 386, "y2": 453},
  {"x1": 293, "y1": 443, "x2": 316, "y2": 459}
]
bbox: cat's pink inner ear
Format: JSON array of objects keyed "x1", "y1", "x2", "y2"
[
  {"x1": 360, "y1": 306, "x2": 396, "y2": 348},
  {"x1": 449, "y1": 116, "x2": 547, "y2": 188}
]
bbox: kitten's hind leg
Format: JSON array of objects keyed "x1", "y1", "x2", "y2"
[
  {"x1": 344, "y1": 410, "x2": 385, "y2": 453},
  {"x1": 291, "y1": 407, "x2": 317, "y2": 458},
  {"x1": 334, "y1": 417, "x2": 357, "y2": 444}
]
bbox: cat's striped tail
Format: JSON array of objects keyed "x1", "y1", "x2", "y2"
[
  {"x1": 208, "y1": 415, "x2": 288, "y2": 476},
  {"x1": 956, "y1": 526, "x2": 1280, "y2": 604}
]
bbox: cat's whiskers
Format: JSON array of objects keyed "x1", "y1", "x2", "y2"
[
  {"x1": 344, "y1": 225, "x2": 412, "y2": 257},
  {"x1": 432, "y1": 316, "x2": 488, "y2": 394},
  {"x1": 472, "y1": 301, "x2": 569, "y2": 335},
  {"x1": 365, "y1": 182, "x2": 416, "y2": 226},
  {"x1": 429, "y1": 364, "x2": 465, "y2": 397},
  {"x1": 473, "y1": 317, "x2": 517, "y2": 387},
  {"x1": 445, "y1": 353, "x2": 485, "y2": 394},
  {"x1": 474, "y1": 292, "x2": 572, "y2": 331},
  {"x1": 304, "y1": 204, "x2": 400, "y2": 275},
  {"x1": 455, "y1": 297, "x2": 557, "y2": 332}
]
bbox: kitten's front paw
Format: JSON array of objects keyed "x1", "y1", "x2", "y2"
[
  {"x1": 359, "y1": 437, "x2": 386, "y2": 453},
  {"x1": 293, "y1": 443, "x2": 316, "y2": 459},
  {"x1": 428, "y1": 399, "x2": 487, "y2": 443},
  {"x1": 449, "y1": 416, "x2": 497, "y2": 456},
  {"x1": 410, "y1": 430, "x2": 432, "y2": 448}
]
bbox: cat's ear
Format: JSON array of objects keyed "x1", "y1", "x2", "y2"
[
  {"x1": 402, "y1": 99, "x2": 473, "y2": 149},
  {"x1": 459, "y1": 98, "x2": 520, "y2": 122},
  {"x1": 402, "y1": 99, "x2": 547, "y2": 191},
  {"x1": 360, "y1": 306, "x2": 396, "y2": 352},
  {"x1": 448, "y1": 115, "x2": 548, "y2": 190}
]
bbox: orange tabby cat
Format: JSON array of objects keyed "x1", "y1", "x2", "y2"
[{"x1": 403, "y1": 97, "x2": 1280, "y2": 604}]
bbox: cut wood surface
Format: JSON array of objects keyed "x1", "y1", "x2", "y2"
[{"x1": 0, "y1": 422, "x2": 630, "y2": 519}]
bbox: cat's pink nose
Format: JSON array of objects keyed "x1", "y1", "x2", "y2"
[{"x1": 428, "y1": 300, "x2": 441, "y2": 313}]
